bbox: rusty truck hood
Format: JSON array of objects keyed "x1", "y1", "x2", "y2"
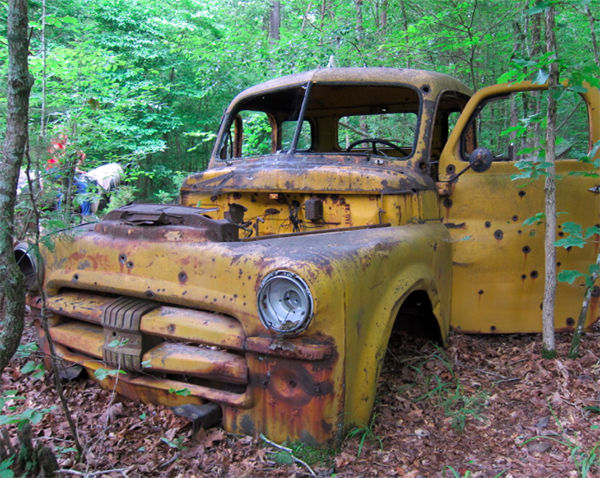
[{"x1": 181, "y1": 154, "x2": 435, "y2": 196}]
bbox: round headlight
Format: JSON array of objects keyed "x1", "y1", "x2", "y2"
[
  {"x1": 257, "y1": 270, "x2": 313, "y2": 334},
  {"x1": 14, "y1": 242, "x2": 43, "y2": 292}
]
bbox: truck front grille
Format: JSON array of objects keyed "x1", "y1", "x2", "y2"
[{"x1": 44, "y1": 290, "x2": 249, "y2": 401}]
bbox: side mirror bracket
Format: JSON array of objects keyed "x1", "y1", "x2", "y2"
[{"x1": 449, "y1": 148, "x2": 493, "y2": 183}]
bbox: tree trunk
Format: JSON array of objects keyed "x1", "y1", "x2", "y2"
[
  {"x1": 355, "y1": 0, "x2": 363, "y2": 33},
  {"x1": 585, "y1": 5, "x2": 599, "y2": 67},
  {"x1": 542, "y1": 5, "x2": 558, "y2": 358},
  {"x1": 269, "y1": 1, "x2": 281, "y2": 41},
  {"x1": 0, "y1": 0, "x2": 33, "y2": 375},
  {"x1": 400, "y1": 0, "x2": 410, "y2": 68},
  {"x1": 569, "y1": 252, "x2": 600, "y2": 358}
]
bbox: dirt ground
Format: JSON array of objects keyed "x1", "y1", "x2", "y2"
[{"x1": 2, "y1": 316, "x2": 599, "y2": 478}]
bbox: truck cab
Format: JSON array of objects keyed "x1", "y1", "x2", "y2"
[{"x1": 20, "y1": 68, "x2": 600, "y2": 446}]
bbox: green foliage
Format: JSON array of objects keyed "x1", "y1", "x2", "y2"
[
  {"x1": 0, "y1": 391, "x2": 54, "y2": 430},
  {"x1": 523, "y1": 404, "x2": 599, "y2": 478},
  {"x1": 286, "y1": 442, "x2": 337, "y2": 467},
  {"x1": 168, "y1": 388, "x2": 191, "y2": 396},
  {"x1": 20, "y1": 360, "x2": 45, "y2": 381},
  {"x1": 160, "y1": 436, "x2": 186, "y2": 451},
  {"x1": 442, "y1": 462, "x2": 506, "y2": 477},
  {"x1": 0, "y1": 457, "x2": 14, "y2": 478},
  {"x1": 94, "y1": 367, "x2": 125, "y2": 381},
  {"x1": 412, "y1": 346, "x2": 488, "y2": 432},
  {"x1": 346, "y1": 413, "x2": 383, "y2": 458},
  {"x1": 0, "y1": 0, "x2": 596, "y2": 204}
]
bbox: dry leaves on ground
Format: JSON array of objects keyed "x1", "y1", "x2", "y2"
[{"x1": 1, "y1": 318, "x2": 599, "y2": 477}]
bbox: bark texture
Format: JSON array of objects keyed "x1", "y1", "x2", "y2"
[
  {"x1": 0, "y1": 0, "x2": 34, "y2": 374},
  {"x1": 542, "y1": 5, "x2": 558, "y2": 358}
]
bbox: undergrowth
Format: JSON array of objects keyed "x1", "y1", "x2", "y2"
[{"x1": 409, "y1": 345, "x2": 488, "y2": 432}]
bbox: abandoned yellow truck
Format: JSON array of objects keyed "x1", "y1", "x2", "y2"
[{"x1": 17, "y1": 68, "x2": 600, "y2": 446}]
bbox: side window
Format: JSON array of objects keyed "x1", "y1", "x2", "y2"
[
  {"x1": 222, "y1": 111, "x2": 276, "y2": 159},
  {"x1": 431, "y1": 92, "x2": 469, "y2": 154},
  {"x1": 281, "y1": 120, "x2": 312, "y2": 151},
  {"x1": 462, "y1": 90, "x2": 589, "y2": 161}
]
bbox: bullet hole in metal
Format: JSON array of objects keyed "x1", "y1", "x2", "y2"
[
  {"x1": 521, "y1": 274, "x2": 527, "y2": 280},
  {"x1": 557, "y1": 262, "x2": 562, "y2": 267},
  {"x1": 145, "y1": 290, "x2": 155, "y2": 299},
  {"x1": 289, "y1": 380, "x2": 297, "y2": 388},
  {"x1": 530, "y1": 270, "x2": 538, "y2": 279},
  {"x1": 558, "y1": 232, "x2": 564, "y2": 237},
  {"x1": 73, "y1": 274, "x2": 79, "y2": 282},
  {"x1": 119, "y1": 254, "x2": 127, "y2": 264},
  {"x1": 490, "y1": 326, "x2": 496, "y2": 332},
  {"x1": 522, "y1": 246, "x2": 531, "y2": 254},
  {"x1": 126, "y1": 261, "x2": 134, "y2": 269},
  {"x1": 512, "y1": 215, "x2": 518, "y2": 222},
  {"x1": 478, "y1": 290, "x2": 484, "y2": 295},
  {"x1": 233, "y1": 192, "x2": 242, "y2": 200},
  {"x1": 566, "y1": 246, "x2": 572, "y2": 252},
  {"x1": 178, "y1": 271, "x2": 187, "y2": 282},
  {"x1": 443, "y1": 198, "x2": 453, "y2": 208},
  {"x1": 518, "y1": 230, "x2": 522, "y2": 235},
  {"x1": 421, "y1": 85, "x2": 431, "y2": 93},
  {"x1": 592, "y1": 286, "x2": 600, "y2": 298},
  {"x1": 168, "y1": 325, "x2": 175, "y2": 333},
  {"x1": 484, "y1": 221, "x2": 491, "y2": 228},
  {"x1": 518, "y1": 190, "x2": 526, "y2": 197},
  {"x1": 446, "y1": 164, "x2": 456, "y2": 175},
  {"x1": 494, "y1": 230, "x2": 504, "y2": 240},
  {"x1": 566, "y1": 317, "x2": 575, "y2": 327}
]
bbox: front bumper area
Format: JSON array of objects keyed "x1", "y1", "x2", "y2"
[{"x1": 30, "y1": 290, "x2": 341, "y2": 445}]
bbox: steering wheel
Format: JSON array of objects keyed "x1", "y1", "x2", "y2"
[{"x1": 346, "y1": 138, "x2": 407, "y2": 157}]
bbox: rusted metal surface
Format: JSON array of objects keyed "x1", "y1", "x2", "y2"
[
  {"x1": 102, "y1": 297, "x2": 161, "y2": 372},
  {"x1": 26, "y1": 68, "x2": 600, "y2": 446}
]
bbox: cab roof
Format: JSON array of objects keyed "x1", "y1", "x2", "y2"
[{"x1": 227, "y1": 67, "x2": 474, "y2": 112}]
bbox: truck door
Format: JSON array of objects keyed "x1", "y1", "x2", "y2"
[{"x1": 438, "y1": 82, "x2": 600, "y2": 333}]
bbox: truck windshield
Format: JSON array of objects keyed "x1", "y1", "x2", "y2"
[{"x1": 218, "y1": 83, "x2": 421, "y2": 161}]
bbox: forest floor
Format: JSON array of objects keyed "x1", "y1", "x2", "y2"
[{"x1": 2, "y1": 315, "x2": 600, "y2": 478}]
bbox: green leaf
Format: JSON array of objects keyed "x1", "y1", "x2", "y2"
[
  {"x1": 20, "y1": 361, "x2": 37, "y2": 374},
  {"x1": 0, "y1": 457, "x2": 15, "y2": 478},
  {"x1": 161, "y1": 437, "x2": 178, "y2": 449},
  {"x1": 528, "y1": 1, "x2": 552, "y2": 14},
  {"x1": 567, "y1": 84, "x2": 588, "y2": 94},
  {"x1": 561, "y1": 222, "x2": 583, "y2": 236},
  {"x1": 94, "y1": 368, "x2": 124, "y2": 381},
  {"x1": 168, "y1": 388, "x2": 191, "y2": 396},
  {"x1": 557, "y1": 269, "x2": 586, "y2": 284},
  {"x1": 584, "y1": 226, "x2": 600, "y2": 239},
  {"x1": 554, "y1": 236, "x2": 586, "y2": 248},
  {"x1": 60, "y1": 16, "x2": 79, "y2": 25},
  {"x1": 523, "y1": 213, "x2": 545, "y2": 226}
]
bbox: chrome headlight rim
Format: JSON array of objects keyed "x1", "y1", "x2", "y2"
[
  {"x1": 14, "y1": 242, "x2": 43, "y2": 292},
  {"x1": 257, "y1": 270, "x2": 314, "y2": 335}
]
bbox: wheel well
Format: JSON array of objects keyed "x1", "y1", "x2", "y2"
[{"x1": 392, "y1": 290, "x2": 442, "y2": 344}]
